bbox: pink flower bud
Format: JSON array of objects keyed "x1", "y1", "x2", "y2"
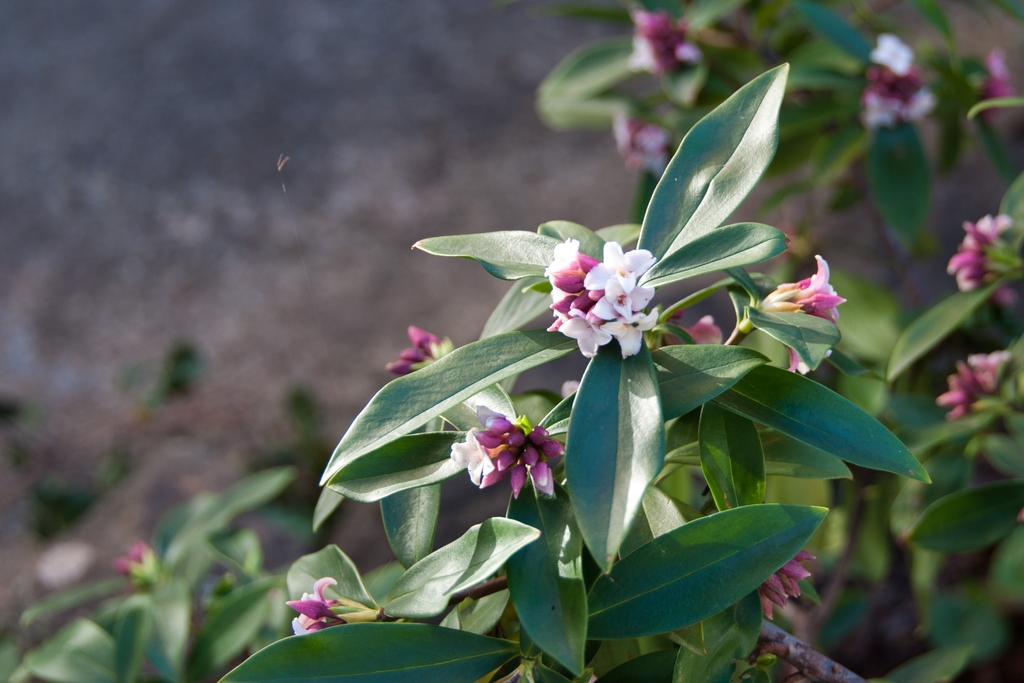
[
  {"x1": 531, "y1": 461, "x2": 555, "y2": 496},
  {"x1": 758, "y1": 551, "x2": 814, "y2": 619},
  {"x1": 522, "y1": 445, "x2": 540, "y2": 467},
  {"x1": 496, "y1": 449, "x2": 517, "y2": 472},
  {"x1": 541, "y1": 439, "x2": 564, "y2": 458},
  {"x1": 506, "y1": 430, "x2": 526, "y2": 449},
  {"x1": 475, "y1": 430, "x2": 503, "y2": 449},
  {"x1": 510, "y1": 464, "x2": 528, "y2": 499},
  {"x1": 528, "y1": 426, "x2": 549, "y2": 445}
]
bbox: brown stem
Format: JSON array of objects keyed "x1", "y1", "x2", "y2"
[
  {"x1": 448, "y1": 576, "x2": 508, "y2": 605},
  {"x1": 756, "y1": 622, "x2": 868, "y2": 683}
]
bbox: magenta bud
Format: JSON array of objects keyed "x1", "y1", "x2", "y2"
[
  {"x1": 475, "y1": 431, "x2": 503, "y2": 449},
  {"x1": 553, "y1": 275, "x2": 585, "y2": 293},
  {"x1": 589, "y1": 289, "x2": 604, "y2": 301},
  {"x1": 528, "y1": 426, "x2": 549, "y2": 445},
  {"x1": 570, "y1": 292, "x2": 595, "y2": 312},
  {"x1": 506, "y1": 430, "x2": 526, "y2": 448},
  {"x1": 522, "y1": 445, "x2": 539, "y2": 467},
  {"x1": 578, "y1": 253, "x2": 599, "y2": 273},
  {"x1": 510, "y1": 464, "x2": 528, "y2": 499},
  {"x1": 551, "y1": 296, "x2": 574, "y2": 314},
  {"x1": 488, "y1": 418, "x2": 514, "y2": 434},
  {"x1": 480, "y1": 467, "x2": 507, "y2": 488},
  {"x1": 531, "y1": 461, "x2": 554, "y2": 496},
  {"x1": 408, "y1": 325, "x2": 441, "y2": 351},
  {"x1": 287, "y1": 599, "x2": 337, "y2": 620},
  {"x1": 540, "y1": 439, "x2": 564, "y2": 458},
  {"x1": 496, "y1": 449, "x2": 516, "y2": 471},
  {"x1": 385, "y1": 360, "x2": 414, "y2": 375},
  {"x1": 399, "y1": 348, "x2": 427, "y2": 362}
]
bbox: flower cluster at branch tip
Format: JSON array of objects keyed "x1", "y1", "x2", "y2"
[
  {"x1": 613, "y1": 113, "x2": 671, "y2": 175},
  {"x1": 759, "y1": 550, "x2": 814, "y2": 619},
  {"x1": 979, "y1": 50, "x2": 1014, "y2": 123},
  {"x1": 936, "y1": 350, "x2": 1011, "y2": 420},
  {"x1": 628, "y1": 10, "x2": 702, "y2": 75},
  {"x1": 386, "y1": 326, "x2": 453, "y2": 375},
  {"x1": 450, "y1": 406, "x2": 563, "y2": 498},
  {"x1": 287, "y1": 577, "x2": 345, "y2": 635},
  {"x1": 546, "y1": 239, "x2": 658, "y2": 358},
  {"x1": 113, "y1": 540, "x2": 161, "y2": 588},
  {"x1": 667, "y1": 309, "x2": 723, "y2": 345},
  {"x1": 861, "y1": 34, "x2": 935, "y2": 129},
  {"x1": 947, "y1": 214, "x2": 1018, "y2": 306}
]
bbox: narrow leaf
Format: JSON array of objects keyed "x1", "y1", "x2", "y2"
[
  {"x1": 792, "y1": 1, "x2": 872, "y2": 62},
  {"x1": 537, "y1": 220, "x2": 605, "y2": 258},
  {"x1": 312, "y1": 487, "x2": 344, "y2": 533},
  {"x1": 699, "y1": 403, "x2": 766, "y2": 509},
  {"x1": 113, "y1": 596, "x2": 152, "y2": 683},
  {"x1": 480, "y1": 277, "x2": 552, "y2": 339},
  {"x1": 640, "y1": 223, "x2": 787, "y2": 288},
  {"x1": 328, "y1": 432, "x2": 465, "y2": 502},
  {"x1": 867, "y1": 124, "x2": 930, "y2": 245},
  {"x1": 909, "y1": 481, "x2": 1024, "y2": 552},
  {"x1": 24, "y1": 619, "x2": 117, "y2": 683},
  {"x1": 382, "y1": 485, "x2": 440, "y2": 569},
  {"x1": 414, "y1": 231, "x2": 562, "y2": 280},
  {"x1": 652, "y1": 345, "x2": 768, "y2": 420},
  {"x1": 746, "y1": 308, "x2": 840, "y2": 371},
  {"x1": 673, "y1": 593, "x2": 762, "y2": 683},
  {"x1": 537, "y1": 36, "x2": 634, "y2": 101}
]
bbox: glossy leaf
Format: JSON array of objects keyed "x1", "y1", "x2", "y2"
[
  {"x1": 24, "y1": 619, "x2": 117, "y2": 683},
  {"x1": 909, "y1": 481, "x2": 1024, "y2": 552},
  {"x1": 867, "y1": 124, "x2": 930, "y2": 245},
  {"x1": 792, "y1": 2, "x2": 872, "y2": 62},
  {"x1": 640, "y1": 223, "x2": 787, "y2": 288},
  {"x1": 983, "y1": 434, "x2": 1024, "y2": 477},
  {"x1": 673, "y1": 593, "x2": 762, "y2": 683},
  {"x1": 620, "y1": 486, "x2": 691, "y2": 557},
  {"x1": 413, "y1": 231, "x2": 561, "y2": 280},
  {"x1": 287, "y1": 545, "x2": 376, "y2": 607},
  {"x1": 537, "y1": 220, "x2": 604, "y2": 258},
  {"x1": 312, "y1": 487, "x2": 344, "y2": 533},
  {"x1": 713, "y1": 365, "x2": 928, "y2": 481},
  {"x1": 442, "y1": 384, "x2": 516, "y2": 432},
  {"x1": 385, "y1": 518, "x2": 540, "y2": 618},
  {"x1": 323, "y1": 330, "x2": 575, "y2": 481},
  {"x1": 382, "y1": 485, "x2": 440, "y2": 569},
  {"x1": 759, "y1": 431, "x2": 852, "y2": 479},
  {"x1": 327, "y1": 432, "x2": 465, "y2": 502},
  {"x1": 746, "y1": 308, "x2": 840, "y2": 370},
  {"x1": 540, "y1": 392, "x2": 574, "y2": 435},
  {"x1": 537, "y1": 36, "x2": 634, "y2": 101},
  {"x1": 507, "y1": 484, "x2": 588, "y2": 674},
  {"x1": 440, "y1": 590, "x2": 509, "y2": 635},
  {"x1": 1000, "y1": 168, "x2": 1024, "y2": 227},
  {"x1": 598, "y1": 650, "x2": 677, "y2": 683},
  {"x1": 587, "y1": 504, "x2": 826, "y2": 638},
  {"x1": 886, "y1": 645, "x2": 973, "y2": 683},
  {"x1": 566, "y1": 344, "x2": 665, "y2": 570},
  {"x1": 114, "y1": 596, "x2": 152, "y2": 683},
  {"x1": 480, "y1": 277, "x2": 552, "y2": 339},
  {"x1": 699, "y1": 403, "x2": 766, "y2": 509},
  {"x1": 653, "y1": 345, "x2": 768, "y2": 420},
  {"x1": 637, "y1": 65, "x2": 789, "y2": 260},
  {"x1": 595, "y1": 223, "x2": 641, "y2": 245},
  {"x1": 144, "y1": 579, "x2": 191, "y2": 683},
  {"x1": 887, "y1": 280, "x2": 1003, "y2": 381},
  {"x1": 220, "y1": 623, "x2": 518, "y2": 683}
]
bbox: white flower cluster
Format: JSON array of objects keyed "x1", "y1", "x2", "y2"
[{"x1": 546, "y1": 239, "x2": 659, "y2": 358}]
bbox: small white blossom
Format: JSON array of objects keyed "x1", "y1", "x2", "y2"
[
  {"x1": 871, "y1": 34, "x2": 914, "y2": 76},
  {"x1": 584, "y1": 242, "x2": 657, "y2": 291},
  {"x1": 560, "y1": 310, "x2": 614, "y2": 358},
  {"x1": 603, "y1": 310, "x2": 659, "y2": 358},
  {"x1": 450, "y1": 431, "x2": 496, "y2": 487}
]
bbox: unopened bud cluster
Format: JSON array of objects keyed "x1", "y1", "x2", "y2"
[
  {"x1": 628, "y1": 10, "x2": 702, "y2": 76},
  {"x1": 861, "y1": 34, "x2": 935, "y2": 129}
]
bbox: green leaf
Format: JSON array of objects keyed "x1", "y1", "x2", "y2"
[
  {"x1": 1000, "y1": 168, "x2": 1024, "y2": 225},
  {"x1": 24, "y1": 619, "x2": 117, "y2": 683},
  {"x1": 312, "y1": 487, "x2": 344, "y2": 533},
  {"x1": 886, "y1": 645, "x2": 974, "y2": 683},
  {"x1": 595, "y1": 223, "x2": 642, "y2": 245},
  {"x1": 673, "y1": 593, "x2": 762, "y2": 683},
  {"x1": 323, "y1": 330, "x2": 575, "y2": 481},
  {"x1": 144, "y1": 579, "x2": 191, "y2": 683},
  {"x1": 219, "y1": 623, "x2": 519, "y2": 683},
  {"x1": 653, "y1": 345, "x2": 768, "y2": 420},
  {"x1": 363, "y1": 563, "x2": 404, "y2": 606},
  {"x1": 540, "y1": 392, "x2": 574, "y2": 435},
  {"x1": 992, "y1": 526, "x2": 1024, "y2": 598},
  {"x1": 385, "y1": 518, "x2": 540, "y2": 618},
  {"x1": 382, "y1": 485, "x2": 440, "y2": 569},
  {"x1": 537, "y1": 220, "x2": 605, "y2": 258},
  {"x1": 480, "y1": 277, "x2": 552, "y2": 339},
  {"x1": 867, "y1": 124, "x2": 930, "y2": 245},
  {"x1": 663, "y1": 63, "x2": 709, "y2": 107},
  {"x1": 113, "y1": 596, "x2": 152, "y2": 683},
  {"x1": 792, "y1": 2, "x2": 872, "y2": 62},
  {"x1": 713, "y1": 365, "x2": 928, "y2": 481},
  {"x1": 975, "y1": 120, "x2": 1018, "y2": 183},
  {"x1": 746, "y1": 308, "x2": 841, "y2": 371},
  {"x1": 537, "y1": 36, "x2": 634, "y2": 101},
  {"x1": 759, "y1": 431, "x2": 852, "y2": 479},
  {"x1": 566, "y1": 344, "x2": 665, "y2": 570},
  {"x1": 829, "y1": 269, "x2": 901, "y2": 364},
  {"x1": 0, "y1": 637, "x2": 20, "y2": 683},
  {"x1": 982, "y1": 434, "x2": 1024, "y2": 477},
  {"x1": 587, "y1": 504, "x2": 826, "y2": 638},
  {"x1": 968, "y1": 96, "x2": 1024, "y2": 120},
  {"x1": 442, "y1": 384, "x2": 517, "y2": 432},
  {"x1": 208, "y1": 528, "x2": 263, "y2": 576},
  {"x1": 687, "y1": 0, "x2": 753, "y2": 29},
  {"x1": 699, "y1": 403, "x2": 766, "y2": 509},
  {"x1": 640, "y1": 223, "x2": 787, "y2": 288},
  {"x1": 598, "y1": 650, "x2": 677, "y2": 683},
  {"x1": 20, "y1": 578, "x2": 126, "y2": 627},
  {"x1": 287, "y1": 545, "x2": 376, "y2": 606},
  {"x1": 886, "y1": 280, "x2": 1004, "y2": 382},
  {"x1": 186, "y1": 577, "x2": 279, "y2": 681},
  {"x1": 637, "y1": 65, "x2": 789, "y2": 260},
  {"x1": 908, "y1": 481, "x2": 1024, "y2": 552},
  {"x1": 413, "y1": 231, "x2": 561, "y2": 280},
  {"x1": 440, "y1": 591, "x2": 509, "y2": 635},
  {"x1": 620, "y1": 486, "x2": 692, "y2": 557},
  {"x1": 537, "y1": 95, "x2": 629, "y2": 130},
  {"x1": 327, "y1": 432, "x2": 465, "y2": 502},
  {"x1": 907, "y1": 0, "x2": 953, "y2": 43},
  {"x1": 507, "y1": 484, "x2": 588, "y2": 674}
]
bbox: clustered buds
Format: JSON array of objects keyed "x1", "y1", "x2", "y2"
[
  {"x1": 759, "y1": 550, "x2": 814, "y2": 619},
  {"x1": 450, "y1": 406, "x2": 563, "y2": 498},
  {"x1": 667, "y1": 309, "x2": 723, "y2": 345},
  {"x1": 613, "y1": 113, "x2": 671, "y2": 175},
  {"x1": 386, "y1": 326, "x2": 453, "y2": 375},
  {"x1": 947, "y1": 214, "x2": 1018, "y2": 306},
  {"x1": 861, "y1": 34, "x2": 935, "y2": 129},
  {"x1": 546, "y1": 239, "x2": 659, "y2": 358},
  {"x1": 628, "y1": 10, "x2": 702, "y2": 75},
  {"x1": 113, "y1": 541, "x2": 161, "y2": 588},
  {"x1": 979, "y1": 50, "x2": 1014, "y2": 123},
  {"x1": 287, "y1": 577, "x2": 346, "y2": 635},
  {"x1": 936, "y1": 350, "x2": 1011, "y2": 420}
]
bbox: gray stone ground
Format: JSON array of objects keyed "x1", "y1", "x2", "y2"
[{"x1": 0, "y1": 0, "x2": 1022, "y2": 626}]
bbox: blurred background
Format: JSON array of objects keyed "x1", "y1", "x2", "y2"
[{"x1": 0, "y1": 0, "x2": 1021, "y2": 644}]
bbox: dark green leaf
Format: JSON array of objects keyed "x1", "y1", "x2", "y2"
[
  {"x1": 595, "y1": 223, "x2": 642, "y2": 246},
  {"x1": 792, "y1": 2, "x2": 872, "y2": 62},
  {"x1": 323, "y1": 330, "x2": 575, "y2": 481},
  {"x1": 976, "y1": 120, "x2": 1018, "y2": 183},
  {"x1": 1000, "y1": 168, "x2": 1024, "y2": 226},
  {"x1": 588, "y1": 504, "x2": 826, "y2": 638},
  {"x1": 187, "y1": 577, "x2": 279, "y2": 681},
  {"x1": 714, "y1": 365, "x2": 928, "y2": 481},
  {"x1": 746, "y1": 308, "x2": 840, "y2": 370},
  {"x1": 24, "y1": 619, "x2": 116, "y2": 683},
  {"x1": 907, "y1": 0, "x2": 953, "y2": 43},
  {"x1": 909, "y1": 481, "x2": 1024, "y2": 552},
  {"x1": 637, "y1": 65, "x2": 789, "y2": 260},
  {"x1": 385, "y1": 518, "x2": 540, "y2": 618},
  {"x1": 382, "y1": 485, "x2": 440, "y2": 569},
  {"x1": 144, "y1": 580, "x2": 190, "y2": 683},
  {"x1": 687, "y1": 0, "x2": 753, "y2": 29},
  {"x1": 113, "y1": 596, "x2": 152, "y2": 683},
  {"x1": 699, "y1": 403, "x2": 766, "y2": 509},
  {"x1": 327, "y1": 432, "x2": 465, "y2": 502},
  {"x1": 219, "y1": 623, "x2": 518, "y2": 683},
  {"x1": 673, "y1": 593, "x2": 762, "y2": 683},
  {"x1": 566, "y1": 344, "x2": 665, "y2": 570},
  {"x1": 440, "y1": 590, "x2": 509, "y2": 635},
  {"x1": 312, "y1": 487, "x2": 344, "y2": 533},
  {"x1": 287, "y1": 545, "x2": 376, "y2": 607},
  {"x1": 887, "y1": 280, "x2": 1004, "y2": 382},
  {"x1": 538, "y1": 36, "x2": 634, "y2": 101},
  {"x1": 540, "y1": 392, "x2": 574, "y2": 435},
  {"x1": 537, "y1": 221, "x2": 605, "y2": 258},
  {"x1": 983, "y1": 434, "x2": 1024, "y2": 477},
  {"x1": 886, "y1": 645, "x2": 974, "y2": 683},
  {"x1": 413, "y1": 231, "x2": 561, "y2": 280},
  {"x1": 507, "y1": 484, "x2": 587, "y2": 674},
  {"x1": 866, "y1": 125, "x2": 930, "y2": 245},
  {"x1": 653, "y1": 345, "x2": 768, "y2": 420},
  {"x1": 599, "y1": 650, "x2": 677, "y2": 683},
  {"x1": 480, "y1": 277, "x2": 552, "y2": 339},
  {"x1": 620, "y1": 486, "x2": 692, "y2": 557},
  {"x1": 20, "y1": 578, "x2": 126, "y2": 627},
  {"x1": 759, "y1": 431, "x2": 852, "y2": 479},
  {"x1": 663, "y1": 64, "x2": 709, "y2": 107},
  {"x1": 640, "y1": 223, "x2": 787, "y2": 288}
]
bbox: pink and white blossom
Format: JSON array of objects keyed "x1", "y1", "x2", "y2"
[
  {"x1": 947, "y1": 214, "x2": 1014, "y2": 293},
  {"x1": 861, "y1": 35, "x2": 934, "y2": 129},
  {"x1": 603, "y1": 310, "x2": 659, "y2": 358},
  {"x1": 287, "y1": 577, "x2": 344, "y2": 635},
  {"x1": 979, "y1": 50, "x2": 1014, "y2": 123},
  {"x1": 386, "y1": 326, "x2": 453, "y2": 375},
  {"x1": 450, "y1": 430, "x2": 497, "y2": 487},
  {"x1": 936, "y1": 350, "x2": 1011, "y2": 420},
  {"x1": 759, "y1": 551, "x2": 815, "y2": 619},
  {"x1": 613, "y1": 114, "x2": 672, "y2": 175},
  {"x1": 761, "y1": 255, "x2": 846, "y2": 323},
  {"x1": 870, "y1": 34, "x2": 914, "y2": 76},
  {"x1": 628, "y1": 10, "x2": 702, "y2": 76},
  {"x1": 666, "y1": 310, "x2": 723, "y2": 345}
]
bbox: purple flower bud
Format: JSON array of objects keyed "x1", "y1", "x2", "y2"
[
  {"x1": 531, "y1": 461, "x2": 555, "y2": 496},
  {"x1": 510, "y1": 464, "x2": 528, "y2": 499},
  {"x1": 570, "y1": 292, "x2": 596, "y2": 312},
  {"x1": 758, "y1": 551, "x2": 814, "y2": 619},
  {"x1": 496, "y1": 449, "x2": 516, "y2": 472},
  {"x1": 540, "y1": 439, "x2": 564, "y2": 458},
  {"x1": 286, "y1": 599, "x2": 338, "y2": 620},
  {"x1": 506, "y1": 430, "x2": 526, "y2": 449},
  {"x1": 551, "y1": 296, "x2": 574, "y2": 315},
  {"x1": 522, "y1": 445, "x2": 539, "y2": 467},
  {"x1": 407, "y1": 325, "x2": 442, "y2": 351},
  {"x1": 475, "y1": 430, "x2": 503, "y2": 449},
  {"x1": 578, "y1": 253, "x2": 600, "y2": 273},
  {"x1": 553, "y1": 275, "x2": 585, "y2": 293},
  {"x1": 528, "y1": 426, "x2": 549, "y2": 445},
  {"x1": 480, "y1": 467, "x2": 507, "y2": 488},
  {"x1": 488, "y1": 418, "x2": 514, "y2": 435}
]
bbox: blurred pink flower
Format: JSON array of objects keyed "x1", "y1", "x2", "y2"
[
  {"x1": 861, "y1": 35, "x2": 934, "y2": 129},
  {"x1": 628, "y1": 10, "x2": 701, "y2": 75},
  {"x1": 947, "y1": 214, "x2": 1014, "y2": 293},
  {"x1": 113, "y1": 541, "x2": 154, "y2": 576},
  {"x1": 979, "y1": 50, "x2": 1014, "y2": 123},
  {"x1": 386, "y1": 326, "x2": 452, "y2": 375},
  {"x1": 761, "y1": 255, "x2": 846, "y2": 323},
  {"x1": 667, "y1": 310, "x2": 723, "y2": 345},
  {"x1": 936, "y1": 350, "x2": 1011, "y2": 420},
  {"x1": 759, "y1": 550, "x2": 814, "y2": 619},
  {"x1": 613, "y1": 114, "x2": 671, "y2": 175},
  {"x1": 287, "y1": 577, "x2": 344, "y2": 635}
]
